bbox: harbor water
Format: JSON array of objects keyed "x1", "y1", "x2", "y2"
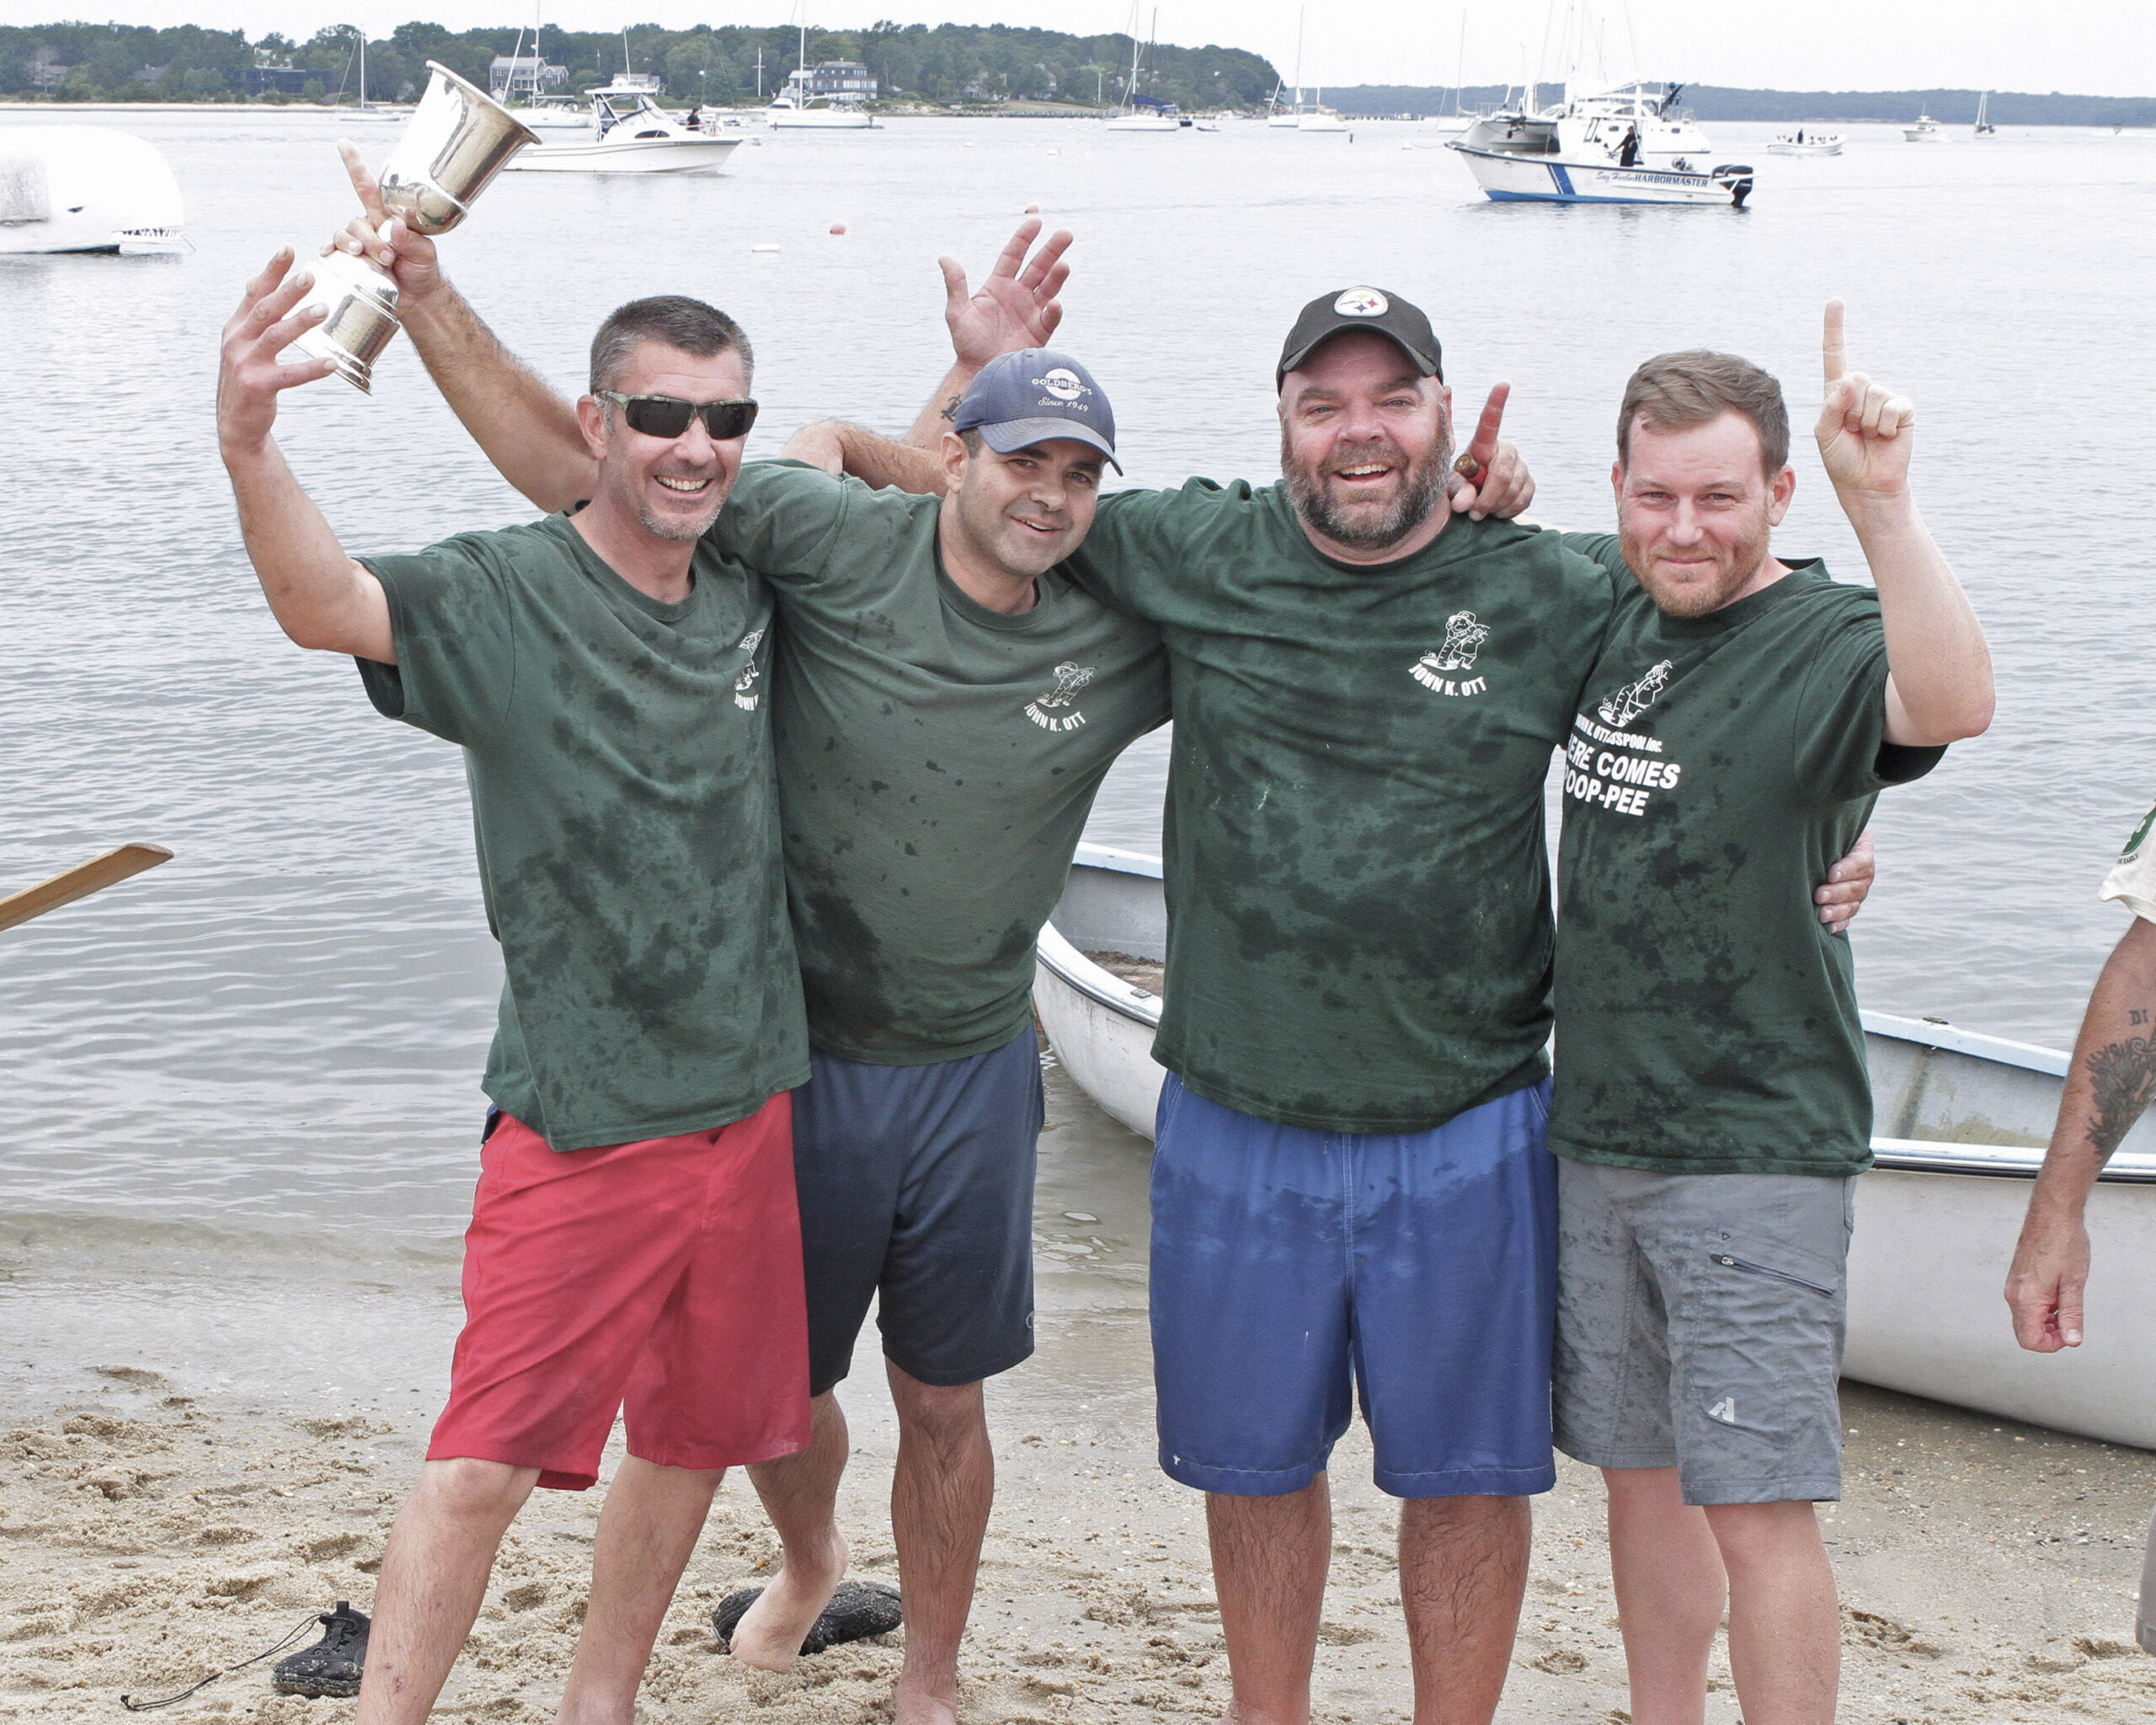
[{"x1": 3, "y1": 108, "x2": 2153, "y2": 1294}]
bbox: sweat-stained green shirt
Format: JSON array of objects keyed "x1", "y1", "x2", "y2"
[
  {"x1": 707, "y1": 461, "x2": 1171, "y2": 1064},
  {"x1": 357, "y1": 512, "x2": 808, "y2": 1150},
  {"x1": 1551, "y1": 537, "x2": 1945, "y2": 1177},
  {"x1": 1068, "y1": 482, "x2": 1619, "y2": 1135}
]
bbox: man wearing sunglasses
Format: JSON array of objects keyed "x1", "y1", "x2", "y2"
[
  {"x1": 325, "y1": 166, "x2": 1174, "y2": 1721},
  {"x1": 216, "y1": 258, "x2": 811, "y2": 1725}
]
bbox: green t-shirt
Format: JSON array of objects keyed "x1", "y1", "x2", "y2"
[
  {"x1": 1069, "y1": 482, "x2": 1619, "y2": 1135},
  {"x1": 1550, "y1": 536, "x2": 1945, "y2": 1177},
  {"x1": 708, "y1": 462, "x2": 1171, "y2": 1065},
  {"x1": 357, "y1": 513, "x2": 808, "y2": 1151}
]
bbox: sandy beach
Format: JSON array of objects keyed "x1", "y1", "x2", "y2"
[{"x1": 3, "y1": 1062, "x2": 2153, "y2": 1723}]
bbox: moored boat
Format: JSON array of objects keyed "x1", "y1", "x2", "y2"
[
  {"x1": 502, "y1": 81, "x2": 743, "y2": 173},
  {"x1": 1905, "y1": 113, "x2": 1941, "y2": 142},
  {"x1": 1449, "y1": 81, "x2": 1753, "y2": 206},
  {"x1": 1035, "y1": 843, "x2": 2156, "y2": 1450},
  {"x1": 0, "y1": 126, "x2": 184, "y2": 254}
]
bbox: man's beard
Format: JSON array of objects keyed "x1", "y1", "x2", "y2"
[
  {"x1": 1620, "y1": 516, "x2": 1772, "y2": 617},
  {"x1": 1282, "y1": 425, "x2": 1452, "y2": 553},
  {"x1": 636, "y1": 495, "x2": 725, "y2": 542}
]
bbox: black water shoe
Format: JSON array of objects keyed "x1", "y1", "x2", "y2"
[
  {"x1": 712, "y1": 1578, "x2": 903, "y2": 1655},
  {"x1": 271, "y1": 1600, "x2": 370, "y2": 1697}
]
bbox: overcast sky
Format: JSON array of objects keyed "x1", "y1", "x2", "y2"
[{"x1": 6, "y1": 2, "x2": 2152, "y2": 99}]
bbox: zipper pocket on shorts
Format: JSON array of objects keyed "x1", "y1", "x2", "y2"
[{"x1": 1709, "y1": 1252, "x2": 1833, "y2": 1296}]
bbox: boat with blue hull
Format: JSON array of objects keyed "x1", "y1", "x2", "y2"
[{"x1": 1449, "y1": 80, "x2": 1752, "y2": 207}]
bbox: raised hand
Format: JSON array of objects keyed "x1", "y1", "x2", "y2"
[
  {"x1": 321, "y1": 139, "x2": 445, "y2": 307},
  {"x1": 1447, "y1": 383, "x2": 1534, "y2": 519},
  {"x1": 938, "y1": 216, "x2": 1074, "y2": 370},
  {"x1": 216, "y1": 248, "x2": 335, "y2": 452},
  {"x1": 1817, "y1": 299, "x2": 1915, "y2": 499}
]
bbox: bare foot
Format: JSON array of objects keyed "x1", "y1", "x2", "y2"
[
  {"x1": 892, "y1": 1677, "x2": 959, "y2": 1725},
  {"x1": 728, "y1": 1530, "x2": 850, "y2": 1671}
]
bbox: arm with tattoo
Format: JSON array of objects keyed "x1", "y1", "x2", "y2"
[{"x1": 2004, "y1": 915, "x2": 2156, "y2": 1350}]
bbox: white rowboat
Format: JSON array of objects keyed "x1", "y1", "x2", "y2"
[{"x1": 1035, "y1": 844, "x2": 2156, "y2": 1450}]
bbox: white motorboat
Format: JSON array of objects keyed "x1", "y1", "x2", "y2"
[
  {"x1": 1035, "y1": 843, "x2": 2156, "y2": 1450},
  {"x1": 0, "y1": 126, "x2": 184, "y2": 254},
  {"x1": 1769, "y1": 130, "x2": 1843, "y2": 157},
  {"x1": 1905, "y1": 113, "x2": 1941, "y2": 141},
  {"x1": 1449, "y1": 81, "x2": 1753, "y2": 206},
  {"x1": 503, "y1": 82, "x2": 743, "y2": 173}
]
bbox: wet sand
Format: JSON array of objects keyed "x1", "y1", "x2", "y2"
[{"x1": 3, "y1": 1061, "x2": 2153, "y2": 1722}]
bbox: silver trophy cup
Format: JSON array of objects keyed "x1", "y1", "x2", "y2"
[{"x1": 291, "y1": 61, "x2": 537, "y2": 393}]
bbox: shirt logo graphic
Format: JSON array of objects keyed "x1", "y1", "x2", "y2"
[
  {"x1": 734, "y1": 628, "x2": 766, "y2": 711},
  {"x1": 1708, "y1": 1396, "x2": 1738, "y2": 1425},
  {"x1": 1025, "y1": 660, "x2": 1095, "y2": 732},
  {"x1": 2122, "y1": 798, "x2": 2156, "y2": 864},
  {"x1": 1033, "y1": 367, "x2": 1090, "y2": 405},
  {"x1": 1410, "y1": 610, "x2": 1490, "y2": 697},
  {"x1": 1596, "y1": 659, "x2": 1674, "y2": 729},
  {"x1": 1335, "y1": 286, "x2": 1388, "y2": 317}
]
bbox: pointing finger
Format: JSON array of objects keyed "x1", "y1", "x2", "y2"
[
  {"x1": 1454, "y1": 382, "x2": 1509, "y2": 482},
  {"x1": 1822, "y1": 298, "x2": 1847, "y2": 385}
]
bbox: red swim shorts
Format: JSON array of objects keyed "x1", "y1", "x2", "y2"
[{"x1": 427, "y1": 1093, "x2": 808, "y2": 1490}]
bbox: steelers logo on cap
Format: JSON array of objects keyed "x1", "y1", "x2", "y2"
[
  {"x1": 1335, "y1": 287, "x2": 1389, "y2": 317},
  {"x1": 1037, "y1": 367, "x2": 1088, "y2": 402}
]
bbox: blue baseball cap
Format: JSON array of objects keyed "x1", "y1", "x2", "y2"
[{"x1": 953, "y1": 348, "x2": 1120, "y2": 473}]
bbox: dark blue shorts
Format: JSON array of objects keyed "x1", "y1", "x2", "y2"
[
  {"x1": 791, "y1": 1028, "x2": 1043, "y2": 1398},
  {"x1": 1149, "y1": 1074, "x2": 1558, "y2": 1499}
]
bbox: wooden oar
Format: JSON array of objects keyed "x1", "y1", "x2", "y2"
[{"x1": 0, "y1": 843, "x2": 173, "y2": 935}]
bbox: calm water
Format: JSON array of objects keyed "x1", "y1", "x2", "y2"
[{"x1": 4, "y1": 110, "x2": 2154, "y2": 1246}]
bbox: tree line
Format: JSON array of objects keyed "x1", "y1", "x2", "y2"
[{"x1": 0, "y1": 19, "x2": 1282, "y2": 110}]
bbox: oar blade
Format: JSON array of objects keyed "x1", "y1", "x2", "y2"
[{"x1": 0, "y1": 843, "x2": 174, "y2": 934}]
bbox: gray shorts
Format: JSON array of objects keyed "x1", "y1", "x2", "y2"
[{"x1": 1552, "y1": 1156, "x2": 1854, "y2": 1506}]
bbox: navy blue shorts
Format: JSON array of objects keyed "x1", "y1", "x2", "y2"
[
  {"x1": 791, "y1": 1028, "x2": 1043, "y2": 1398},
  {"x1": 1149, "y1": 1073, "x2": 1558, "y2": 1499}
]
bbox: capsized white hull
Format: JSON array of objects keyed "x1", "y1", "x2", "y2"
[
  {"x1": 0, "y1": 126, "x2": 184, "y2": 254},
  {"x1": 504, "y1": 134, "x2": 741, "y2": 173},
  {"x1": 1036, "y1": 846, "x2": 2156, "y2": 1449},
  {"x1": 1450, "y1": 141, "x2": 1751, "y2": 205}
]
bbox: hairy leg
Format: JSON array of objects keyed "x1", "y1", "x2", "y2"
[
  {"x1": 1603, "y1": 1467, "x2": 1727, "y2": 1725},
  {"x1": 357, "y1": 1457, "x2": 537, "y2": 1725},
  {"x1": 1397, "y1": 1493, "x2": 1530, "y2": 1725},
  {"x1": 734, "y1": 1391, "x2": 852, "y2": 1669},
  {"x1": 886, "y1": 1363, "x2": 995, "y2": 1725},
  {"x1": 1208, "y1": 1475, "x2": 1330, "y2": 1725},
  {"x1": 554, "y1": 1458, "x2": 726, "y2": 1725},
  {"x1": 1704, "y1": 1500, "x2": 1838, "y2": 1725}
]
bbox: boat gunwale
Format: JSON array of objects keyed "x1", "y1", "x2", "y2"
[{"x1": 1043, "y1": 846, "x2": 2147, "y2": 1182}]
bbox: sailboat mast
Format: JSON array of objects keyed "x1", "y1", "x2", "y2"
[{"x1": 1293, "y1": 6, "x2": 1305, "y2": 107}]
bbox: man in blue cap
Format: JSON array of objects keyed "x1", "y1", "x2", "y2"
[{"x1": 325, "y1": 199, "x2": 1177, "y2": 1724}]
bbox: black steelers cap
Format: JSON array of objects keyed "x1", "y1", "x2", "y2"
[{"x1": 1277, "y1": 286, "x2": 1444, "y2": 390}]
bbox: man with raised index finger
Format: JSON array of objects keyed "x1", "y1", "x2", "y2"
[
  {"x1": 1550, "y1": 306, "x2": 1991, "y2": 1725},
  {"x1": 216, "y1": 254, "x2": 810, "y2": 1725}
]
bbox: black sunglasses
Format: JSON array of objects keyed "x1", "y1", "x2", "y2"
[{"x1": 597, "y1": 392, "x2": 760, "y2": 441}]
